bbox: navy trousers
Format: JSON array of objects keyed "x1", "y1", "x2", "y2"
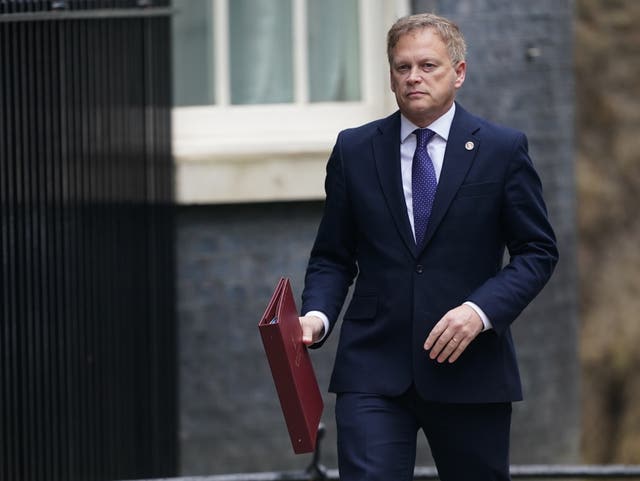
[{"x1": 335, "y1": 386, "x2": 512, "y2": 481}]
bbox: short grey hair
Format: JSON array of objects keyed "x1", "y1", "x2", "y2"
[{"x1": 387, "y1": 13, "x2": 467, "y2": 65}]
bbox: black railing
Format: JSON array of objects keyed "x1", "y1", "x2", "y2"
[{"x1": 1, "y1": 1, "x2": 176, "y2": 480}]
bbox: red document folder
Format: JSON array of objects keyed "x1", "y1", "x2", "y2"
[{"x1": 258, "y1": 277, "x2": 324, "y2": 454}]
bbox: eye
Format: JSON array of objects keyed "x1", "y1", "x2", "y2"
[
  {"x1": 395, "y1": 64, "x2": 410, "y2": 73},
  {"x1": 422, "y1": 62, "x2": 436, "y2": 71}
]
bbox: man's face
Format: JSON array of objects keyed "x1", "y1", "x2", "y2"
[{"x1": 390, "y1": 28, "x2": 466, "y2": 127}]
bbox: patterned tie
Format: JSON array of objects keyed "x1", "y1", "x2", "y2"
[{"x1": 412, "y1": 128, "x2": 437, "y2": 246}]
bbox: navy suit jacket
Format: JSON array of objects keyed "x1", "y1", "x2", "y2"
[{"x1": 301, "y1": 103, "x2": 558, "y2": 403}]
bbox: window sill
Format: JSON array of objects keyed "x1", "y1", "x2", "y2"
[{"x1": 174, "y1": 147, "x2": 330, "y2": 205}]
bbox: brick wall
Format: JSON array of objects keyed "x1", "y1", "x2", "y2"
[{"x1": 176, "y1": 0, "x2": 578, "y2": 473}]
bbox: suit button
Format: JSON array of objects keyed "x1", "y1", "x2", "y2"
[{"x1": 416, "y1": 264, "x2": 423, "y2": 274}]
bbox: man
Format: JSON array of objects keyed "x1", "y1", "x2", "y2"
[{"x1": 298, "y1": 13, "x2": 558, "y2": 481}]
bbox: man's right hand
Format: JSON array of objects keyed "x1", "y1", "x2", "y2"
[{"x1": 299, "y1": 315, "x2": 325, "y2": 346}]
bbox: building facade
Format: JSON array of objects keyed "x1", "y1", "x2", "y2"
[{"x1": 173, "y1": 0, "x2": 578, "y2": 474}]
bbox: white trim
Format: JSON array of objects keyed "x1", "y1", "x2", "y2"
[
  {"x1": 176, "y1": 153, "x2": 328, "y2": 205},
  {"x1": 394, "y1": 0, "x2": 411, "y2": 19},
  {"x1": 213, "y1": 0, "x2": 229, "y2": 106},
  {"x1": 293, "y1": 0, "x2": 308, "y2": 104}
]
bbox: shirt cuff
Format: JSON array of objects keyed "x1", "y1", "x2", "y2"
[
  {"x1": 463, "y1": 301, "x2": 493, "y2": 331},
  {"x1": 303, "y1": 310, "x2": 330, "y2": 344}
]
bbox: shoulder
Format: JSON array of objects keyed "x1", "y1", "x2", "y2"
[
  {"x1": 337, "y1": 111, "x2": 400, "y2": 143},
  {"x1": 456, "y1": 104, "x2": 526, "y2": 147}
]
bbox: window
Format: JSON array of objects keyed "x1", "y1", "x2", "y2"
[{"x1": 172, "y1": 0, "x2": 409, "y2": 203}]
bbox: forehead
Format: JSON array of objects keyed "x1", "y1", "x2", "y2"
[{"x1": 391, "y1": 27, "x2": 449, "y2": 60}]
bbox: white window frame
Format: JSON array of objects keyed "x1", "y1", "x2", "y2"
[{"x1": 173, "y1": 0, "x2": 410, "y2": 203}]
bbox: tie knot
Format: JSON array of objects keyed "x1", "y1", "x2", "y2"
[{"x1": 414, "y1": 128, "x2": 436, "y2": 149}]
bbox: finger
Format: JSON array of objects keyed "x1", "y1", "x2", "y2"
[
  {"x1": 302, "y1": 331, "x2": 314, "y2": 345},
  {"x1": 300, "y1": 318, "x2": 315, "y2": 345},
  {"x1": 302, "y1": 316, "x2": 325, "y2": 345},
  {"x1": 428, "y1": 330, "x2": 457, "y2": 360},
  {"x1": 424, "y1": 321, "x2": 447, "y2": 350},
  {"x1": 446, "y1": 337, "x2": 472, "y2": 363},
  {"x1": 436, "y1": 335, "x2": 462, "y2": 363}
]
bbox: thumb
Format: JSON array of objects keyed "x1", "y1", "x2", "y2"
[{"x1": 300, "y1": 318, "x2": 314, "y2": 345}]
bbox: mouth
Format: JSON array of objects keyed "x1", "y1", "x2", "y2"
[{"x1": 407, "y1": 91, "x2": 426, "y2": 98}]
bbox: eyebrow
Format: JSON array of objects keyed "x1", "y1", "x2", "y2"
[{"x1": 393, "y1": 57, "x2": 439, "y2": 67}]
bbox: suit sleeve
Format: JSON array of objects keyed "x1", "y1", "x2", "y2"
[
  {"x1": 467, "y1": 133, "x2": 559, "y2": 335},
  {"x1": 301, "y1": 133, "x2": 359, "y2": 346}
]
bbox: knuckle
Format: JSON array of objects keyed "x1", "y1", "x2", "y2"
[{"x1": 449, "y1": 317, "x2": 463, "y2": 328}]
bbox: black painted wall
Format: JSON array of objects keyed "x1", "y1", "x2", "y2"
[{"x1": 177, "y1": 0, "x2": 578, "y2": 474}]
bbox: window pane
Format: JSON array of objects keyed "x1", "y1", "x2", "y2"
[
  {"x1": 229, "y1": 0, "x2": 293, "y2": 105},
  {"x1": 172, "y1": 0, "x2": 215, "y2": 106},
  {"x1": 307, "y1": 0, "x2": 361, "y2": 102}
]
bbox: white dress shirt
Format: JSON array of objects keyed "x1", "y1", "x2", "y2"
[
  {"x1": 400, "y1": 103, "x2": 454, "y2": 237},
  {"x1": 307, "y1": 103, "x2": 492, "y2": 342}
]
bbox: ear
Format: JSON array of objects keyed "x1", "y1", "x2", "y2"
[{"x1": 454, "y1": 61, "x2": 466, "y2": 88}]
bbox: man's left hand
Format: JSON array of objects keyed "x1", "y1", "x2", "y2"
[{"x1": 423, "y1": 304, "x2": 483, "y2": 363}]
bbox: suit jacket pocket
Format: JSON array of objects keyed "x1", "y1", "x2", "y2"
[
  {"x1": 344, "y1": 295, "x2": 378, "y2": 321},
  {"x1": 456, "y1": 181, "x2": 501, "y2": 199}
]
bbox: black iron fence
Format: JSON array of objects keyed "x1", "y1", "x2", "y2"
[{"x1": 1, "y1": 1, "x2": 176, "y2": 480}]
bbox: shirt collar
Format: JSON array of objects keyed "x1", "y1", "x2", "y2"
[{"x1": 400, "y1": 102, "x2": 456, "y2": 144}]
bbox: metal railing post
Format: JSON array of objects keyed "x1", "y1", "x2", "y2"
[{"x1": 304, "y1": 424, "x2": 328, "y2": 481}]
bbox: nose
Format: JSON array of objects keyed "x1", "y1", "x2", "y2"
[{"x1": 407, "y1": 65, "x2": 422, "y2": 83}]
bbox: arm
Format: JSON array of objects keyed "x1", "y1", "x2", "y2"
[
  {"x1": 300, "y1": 133, "x2": 358, "y2": 347},
  {"x1": 468, "y1": 132, "x2": 559, "y2": 333},
  {"x1": 425, "y1": 133, "x2": 558, "y2": 362}
]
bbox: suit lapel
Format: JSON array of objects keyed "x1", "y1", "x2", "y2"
[
  {"x1": 372, "y1": 112, "x2": 417, "y2": 258},
  {"x1": 420, "y1": 105, "x2": 481, "y2": 252}
]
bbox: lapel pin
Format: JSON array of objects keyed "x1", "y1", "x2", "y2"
[{"x1": 465, "y1": 141, "x2": 475, "y2": 151}]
